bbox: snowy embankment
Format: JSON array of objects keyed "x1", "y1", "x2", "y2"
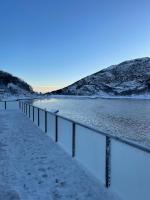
[
  {"x1": 2, "y1": 92, "x2": 150, "y2": 101},
  {"x1": 0, "y1": 93, "x2": 44, "y2": 101},
  {"x1": 0, "y1": 110, "x2": 120, "y2": 200},
  {"x1": 47, "y1": 93, "x2": 150, "y2": 100}
]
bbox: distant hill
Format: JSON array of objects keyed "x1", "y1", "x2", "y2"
[
  {"x1": 50, "y1": 57, "x2": 150, "y2": 96},
  {"x1": 0, "y1": 70, "x2": 33, "y2": 96}
]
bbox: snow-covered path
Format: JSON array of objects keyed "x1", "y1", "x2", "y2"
[{"x1": 0, "y1": 110, "x2": 119, "y2": 200}]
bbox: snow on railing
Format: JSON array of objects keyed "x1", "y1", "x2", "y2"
[{"x1": 1, "y1": 100, "x2": 150, "y2": 200}]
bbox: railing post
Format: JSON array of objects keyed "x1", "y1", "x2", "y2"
[
  {"x1": 33, "y1": 106, "x2": 34, "y2": 122},
  {"x1": 55, "y1": 115, "x2": 58, "y2": 142},
  {"x1": 5, "y1": 101, "x2": 6, "y2": 110},
  {"x1": 29, "y1": 105, "x2": 30, "y2": 118},
  {"x1": 105, "y1": 136, "x2": 111, "y2": 188},
  {"x1": 38, "y1": 108, "x2": 40, "y2": 126},
  {"x1": 72, "y1": 123, "x2": 76, "y2": 157},
  {"x1": 26, "y1": 104, "x2": 27, "y2": 115},
  {"x1": 45, "y1": 110, "x2": 47, "y2": 133},
  {"x1": 25, "y1": 103, "x2": 26, "y2": 114}
]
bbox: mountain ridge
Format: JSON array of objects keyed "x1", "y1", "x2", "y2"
[{"x1": 49, "y1": 57, "x2": 150, "y2": 96}]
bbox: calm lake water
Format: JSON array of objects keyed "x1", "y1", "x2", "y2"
[{"x1": 32, "y1": 97, "x2": 150, "y2": 148}]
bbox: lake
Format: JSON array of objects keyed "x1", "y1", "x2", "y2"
[{"x1": 31, "y1": 97, "x2": 150, "y2": 148}]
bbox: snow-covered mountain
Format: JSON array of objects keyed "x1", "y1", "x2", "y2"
[
  {"x1": 0, "y1": 70, "x2": 34, "y2": 100},
  {"x1": 50, "y1": 57, "x2": 150, "y2": 96}
]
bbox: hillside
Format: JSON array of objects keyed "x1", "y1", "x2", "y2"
[
  {"x1": 50, "y1": 57, "x2": 150, "y2": 96},
  {"x1": 0, "y1": 70, "x2": 34, "y2": 100}
]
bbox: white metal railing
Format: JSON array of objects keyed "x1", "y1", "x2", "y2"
[{"x1": 1, "y1": 100, "x2": 150, "y2": 200}]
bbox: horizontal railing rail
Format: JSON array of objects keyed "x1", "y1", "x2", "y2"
[{"x1": 19, "y1": 100, "x2": 150, "y2": 200}]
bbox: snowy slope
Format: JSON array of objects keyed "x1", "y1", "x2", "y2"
[
  {"x1": 50, "y1": 57, "x2": 150, "y2": 96},
  {"x1": 0, "y1": 70, "x2": 36, "y2": 100}
]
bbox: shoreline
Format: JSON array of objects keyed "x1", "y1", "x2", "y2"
[
  {"x1": 44, "y1": 94, "x2": 150, "y2": 100},
  {"x1": 1, "y1": 93, "x2": 150, "y2": 101}
]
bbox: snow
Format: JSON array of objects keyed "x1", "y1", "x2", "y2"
[
  {"x1": 49, "y1": 109, "x2": 59, "y2": 113},
  {"x1": 105, "y1": 57, "x2": 150, "y2": 72},
  {"x1": 0, "y1": 93, "x2": 44, "y2": 101},
  {"x1": 0, "y1": 83, "x2": 34, "y2": 101},
  {"x1": 0, "y1": 110, "x2": 120, "y2": 200},
  {"x1": 102, "y1": 93, "x2": 150, "y2": 99},
  {"x1": 52, "y1": 57, "x2": 150, "y2": 96},
  {"x1": 47, "y1": 93, "x2": 150, "y2": 100},
  {"x1": 0, "y1": 82, "x2": 44, "y2": 101}
]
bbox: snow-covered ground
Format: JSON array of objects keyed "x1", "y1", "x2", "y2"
[
  {"x1": 0, "y1": 93, "x2": 44, "y2": 101},
  {"x1": 46, "y1": 93, "x2": 150, "y2": 100},
  {"x1": 0, "y1": 110, "x2": 120, "y2": 200},
  {"x1": 1, "y1": 92, "x2": 150, "y2": 102}
]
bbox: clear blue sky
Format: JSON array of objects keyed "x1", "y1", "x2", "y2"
[{"x1": 0, "y1": 0, "x2": 150, "y2": 92}]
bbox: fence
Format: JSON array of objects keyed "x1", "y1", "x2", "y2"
[
  {"x1": 0, "y1": 100, "x2": 19, "y2": 110},
  {"x1": 1, "y1": 100, "x2": 150, "y2": 200}
]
